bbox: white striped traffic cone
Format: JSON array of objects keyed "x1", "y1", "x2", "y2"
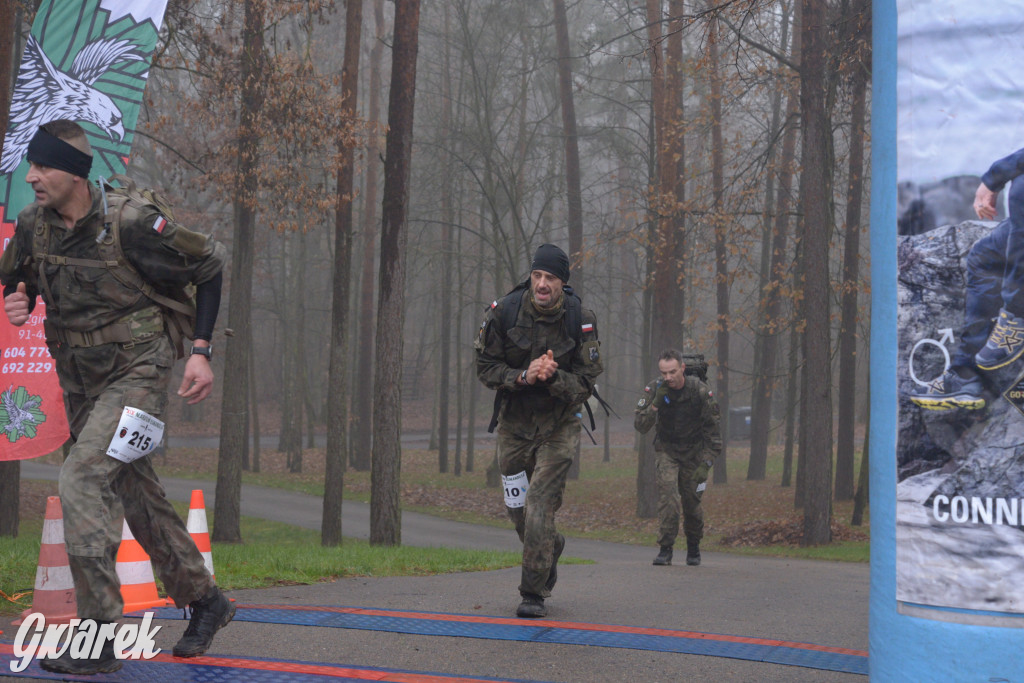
[
  {"x1": 187, "y1": 489, "x2": 215, "y2": 580},
  {"x1": 116, "y1": 518, "x2": 166, "y2": 613},
  {"x1": 14, "y1": 496, "x2": 77, "y2": 625}
]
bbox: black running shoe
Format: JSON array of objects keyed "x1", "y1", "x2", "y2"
[
  {"x1": 976, "y1": 309, "x2": 1024, "y2": 370},
  {"x1": 908, "y1": 370, "x2": 985, "y2": 411}
]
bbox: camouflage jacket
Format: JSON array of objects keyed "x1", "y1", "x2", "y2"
[
  {"x1": 475, "y1": 291, "x2": 602, "y2": 438},
  {"x1": 634, "y1": 377, "x2": 722, "y2": 462},
  {"x1": 0, "y1": 183, "x2": 225, "y2": 397}
]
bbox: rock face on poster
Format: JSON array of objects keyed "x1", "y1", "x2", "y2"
[
  {"x1": 898, "y1": 219, "x2": 1024, "y2": 614},
  {"x1": 899, "y1": 221, "x2": 1024, "y2": 495}
]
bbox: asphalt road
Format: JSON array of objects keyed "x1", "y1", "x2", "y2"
[{"x1": 7, "y1": 460, "x2": 871, "y2": 682}]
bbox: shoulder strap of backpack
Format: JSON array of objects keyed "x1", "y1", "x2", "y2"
[
  {"x1": 563, "y1": 285, "x2": 582, "y2": 349},
  {"x1": 561, "y1": 286, "x2": 619, "y2": 427},
  {"x1": 565, "y1": 287, "x2": 595, "y2": 430},
  {"x1": 497, "y1": 279, "x2": 530, "y2": 334},
  {"x1": 488, "y1": 279, "x2": 530, "y2": 434},
  {"x1": 100, "y1": 194, "x2": 195, "y2": 318},
  {"x1": 31, "y1": 206, "x2": 58, "y2": 307}
]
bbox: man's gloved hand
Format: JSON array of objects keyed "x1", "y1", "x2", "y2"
[
  {"x1": 652, "y1": 380, "x2": 670, "y2": 408},
  {"x1": 692, "y1": 459, "x2": 713, "y2": 484}
]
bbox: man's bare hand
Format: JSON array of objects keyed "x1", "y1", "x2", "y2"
[
  {"x1": 536, "y1": 350, "x2": 558, "y2": 381},
  {"x1": 178, "y1": 354, "x2": 214, "y2": 404},
  {"x1": 975, "y1": 182, "x2": 999, "y2": 221},
  {"x1": 4, "y1": 282, "x2": 30, "y2": 326},
  {"x1": 525, "y1": 350, "x2": 559, "y2": 384}
]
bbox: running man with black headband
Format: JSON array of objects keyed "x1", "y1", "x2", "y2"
[{"x1": 0, "y1": 120, "x2": 232, "y2": 674}]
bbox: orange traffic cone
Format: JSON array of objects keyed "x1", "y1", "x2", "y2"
[
  {"x1": 187, "y1": 489, "x2": 215, "y2": 580},
  {"x1": 116, "y1": 518, "x2": 166, "y2": 613},
  {"x1": 14, "y1": 496, "x2": 77, "y2": 625}
]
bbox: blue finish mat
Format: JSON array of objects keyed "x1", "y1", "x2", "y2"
[{"x1": 146, "y1": 603, "x2": 869, "y2": 676}]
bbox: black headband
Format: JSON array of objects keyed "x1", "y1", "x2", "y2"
[{"x1": 26, "y1": 128, "x2": 93, "y2": 178}]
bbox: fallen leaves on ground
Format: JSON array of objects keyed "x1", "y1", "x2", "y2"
[{"x1": 720, "y1": 518, "x2": 869, "y2": 547}]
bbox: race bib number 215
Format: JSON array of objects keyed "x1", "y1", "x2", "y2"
[{"x1": 107, "y1": 406, "x2": 165, "y2": 463}]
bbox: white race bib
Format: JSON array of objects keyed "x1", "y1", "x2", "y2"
[
  {"x1": 107, "y1": 406, "x2": 165, "y2": 463},
  {"x1": 502, "y1": 471, "x2": 529, "y2": 508}
]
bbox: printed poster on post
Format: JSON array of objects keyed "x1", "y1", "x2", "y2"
[
  {"x1": 896, "y1": 0, "x2": 1024, "y2": 620},
  {"x1": 0, "y1": 0, "x2": 167, "y2": 461}
]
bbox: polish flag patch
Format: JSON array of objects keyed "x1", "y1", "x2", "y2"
[
  {"x1": 152, "y1": 216, "x2": 167, "y2": 233},
  {"x1": 491, "y1": 300, "x2": 498, "y2": 309},
  {"x1": 581, "y1": 323, "x2": 594, "y2": 333}
]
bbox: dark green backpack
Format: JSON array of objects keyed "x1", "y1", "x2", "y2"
[
  {"x1": 486, "y1": 280, "x2": 615, "y2": 436},
  {"x1": 31, "y1": 174, "x2": 196, "y2": 358},
  {"x1": 98, "y1": 175, "x2": 197, "y2": 358}
]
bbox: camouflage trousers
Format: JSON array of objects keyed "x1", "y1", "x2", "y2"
[
  {"x1": 655, "y1": 449, "x2": 705, "y2": 549},
  {"x1": 58, "y1": 337, "x2": 213, "y2": 622},
  {"x1": 497, "y1": 418, "x2": 578, "y2": 598}
]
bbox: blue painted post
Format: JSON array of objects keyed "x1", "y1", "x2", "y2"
[{"x1": 871, "y1": 1, "x2": 1024, "y2": 678}]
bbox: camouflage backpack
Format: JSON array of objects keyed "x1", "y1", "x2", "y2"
[
  {"x1": 31, "y1": 174, "x2": 196, "y2": 358},
  {"x1": 681, "y1": 353, "x2": 709, "y2": 382}
]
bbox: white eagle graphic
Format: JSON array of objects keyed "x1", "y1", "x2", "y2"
[
  {"x1": 1, "y1": 385, "x2": 42, "y2": 440},
  {"x1": 1, "y1": 34, "x2": 145, "y2": 175}
]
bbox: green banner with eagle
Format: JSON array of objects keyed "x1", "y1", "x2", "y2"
[{"x1": 0, "y1": 0, "x2": 168, "y2": 460}]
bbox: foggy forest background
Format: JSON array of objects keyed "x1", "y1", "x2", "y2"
[{"x1": 0, "y1": 0, "x2": 871, "y2": 547}]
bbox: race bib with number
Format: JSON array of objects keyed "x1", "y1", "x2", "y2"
[
  {"x1": 502, "y1": 470, "x2": 529, "y2": 508},
  {"x1": 106, "y1": 406, "x2": 165, "y2": 463}
]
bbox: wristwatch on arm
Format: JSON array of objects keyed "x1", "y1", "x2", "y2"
[{"x1": 190, "y1": 344, "x2": 212, "y2": 360}]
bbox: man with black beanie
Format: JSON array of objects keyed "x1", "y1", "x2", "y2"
[{"x1": 475, "y1": 243, "x2": 603, "y2": 618}]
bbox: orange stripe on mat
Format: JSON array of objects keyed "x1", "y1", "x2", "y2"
[{"x1": 239, "y1": 604, "x2": 867, "y2": 658}]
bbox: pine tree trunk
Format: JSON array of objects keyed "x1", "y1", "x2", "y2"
[
  {"x1": 0, "y1": 461, "x2": 19, "y2": 537},
  {"x1": 351, "y1": 0, "x2": 385, "y2": 473},
  {"x1": 323, "y1": 0, "x2": 362, "y2": 546},
  {"x1": 0, "y1": 0, "x2": 20, "y2": 539},
  {"x1": 750, "y1": 2, "x2": 799, "y2": 482},
  {"x1": 799, "y1": 0, "x2": 834, "y2": 545},
  {"x1": 214, "y1": 0, "x2": 265, "y2": 543},
  {"x1": 371, "y1": 0, "x2": 420, "y2": 546},
  {"x1": 835, "y1": 0, "x2": 870, "y2": 502},
  {"x1": 707, "y1": 4, "x2": 730, "y2": 484}
]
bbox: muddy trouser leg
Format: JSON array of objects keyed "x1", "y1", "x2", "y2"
[
  {"x1": 497, "y1": 432, "x2": 535, "y2": 546},
  {"x1": 499, "y1": 421, "x2": 576, "y2": 598},
  {"x1": 679, "y1": 458, "x2": 705, "y2": 543},
  {"x1": 60, "y1": 385, "x2": 144, "y2": 623},
  {"x1": 61, "y1": 371, "x2": 213, "y2": 621},
  {"x1": 113, "y1": 456, "x2": 215, "y2": 607},
  {"x1": 655, "y1": 451, "x2": 682, "y2": 549}
]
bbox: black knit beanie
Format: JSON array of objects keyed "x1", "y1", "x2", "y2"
[{"x1": 530, "y1": 243, "x2": 570, "y2": 283}]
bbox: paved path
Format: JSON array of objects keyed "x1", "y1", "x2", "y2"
[{"x1": 4, "y1": 461, "x2": 870, "y2": 682}]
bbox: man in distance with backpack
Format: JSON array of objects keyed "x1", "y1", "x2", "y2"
[
  {"x1": 634, "y1": 349, "x2": 722, "y2": 567},
  {"x1": 475, "y1": 243, "x2": 602, "y2": 618},
  {"x1": 1, "y1": 120, "x2": 231, "y2": 674}
]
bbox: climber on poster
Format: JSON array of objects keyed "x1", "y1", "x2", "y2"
[{"x1": 910, "y1": 146, "x2": 1024, "y2": 411}]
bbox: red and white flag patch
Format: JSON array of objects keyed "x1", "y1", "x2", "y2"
[
  {"x1": 152, "y1": 216, "x2": 167, "y2": 233},
  {"x1": 581, "y1": 323, "x2": 594, "y2": 333}
]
